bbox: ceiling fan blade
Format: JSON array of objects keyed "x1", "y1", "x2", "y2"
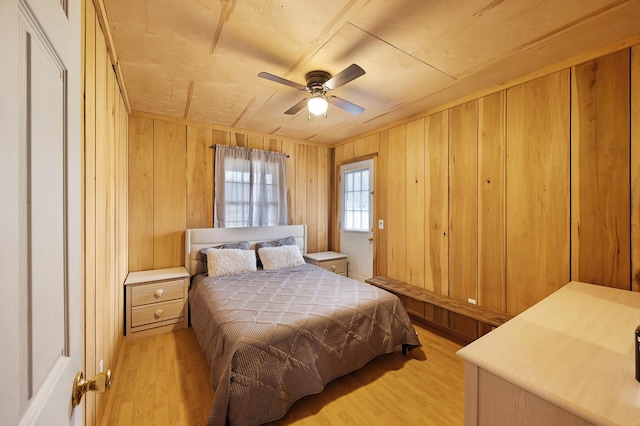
[
  {"x1": 328, "y1": 96, "x2": 365, "y2": 115},
  {"x1": 323, "y1": 64, "x2": 365, "y2": 91},
  {"x1": 284, "y1": 98, "x2": 309, "y2": 115},
  {"x1": 258, "y1": 72, "x2": 308, "y2": 91}
]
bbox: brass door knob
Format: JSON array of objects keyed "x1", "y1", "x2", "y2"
[
  {"x1": 368, "y1": 237, "x2": 374, "y2": 243},
  {"x1": 72, "y1": 370, "x2": 112, "y2": 407}
]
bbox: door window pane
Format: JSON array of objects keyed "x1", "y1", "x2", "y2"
[{"x1": 343, "y1": 168, "x2": 370, "y2": 232}]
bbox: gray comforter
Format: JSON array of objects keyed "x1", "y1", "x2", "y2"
[{"x1": 189, "y1": 263, "x2": 421, "y2": 425}]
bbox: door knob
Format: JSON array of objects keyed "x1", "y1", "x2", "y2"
[
  {"x1": 71, "y1": 370, "x2": 112, "y2": 407},
  {"x1": 368, "y1": 237, "x2": 373, "y2": 243}
]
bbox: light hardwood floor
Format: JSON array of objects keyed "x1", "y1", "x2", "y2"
[{"x1": 101, "y1": 322, "x2": 465, "y2": 425}]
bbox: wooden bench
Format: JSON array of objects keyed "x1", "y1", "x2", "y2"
[{"x1": 366, "y1": 276, "x2": 513, "y2": 328}]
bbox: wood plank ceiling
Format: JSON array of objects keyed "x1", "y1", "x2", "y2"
[{"x1": 103, "y1": 0, "x2": 640, "y2": 144}]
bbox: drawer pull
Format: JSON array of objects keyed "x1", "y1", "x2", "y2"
[
  {"x1": 331, "y1": 265, "x2": 336, "y2": 271},
  {"x1": 154, "y1": 309, "x2": 164, "y2": 319},
  {"x1": 154, "y1": 289, "x2": 164, "y2": 299}
]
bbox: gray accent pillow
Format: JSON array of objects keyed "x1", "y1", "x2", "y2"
[
  {"x1": 199, "y1": 241, "x2": 251, "y2": 274},
  {"x1": 255, "y1": 236, "x2": 297, "y2": 268}
]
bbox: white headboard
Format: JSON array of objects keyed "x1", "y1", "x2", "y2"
[{"x1": 185, "y1": 225, "x2": 307, "y2": 276}]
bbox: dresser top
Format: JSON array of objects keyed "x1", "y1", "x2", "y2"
[{"x1": 457, "y1": 281, "x2": 640, "y2": 425}]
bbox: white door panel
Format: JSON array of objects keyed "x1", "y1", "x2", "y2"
[
  {"x1": 26, "y1": 20, "x2": 67, "y2": 399},
  {"x1": 2, "y1": 0, "x2": 82, "y2": 424},
  {"x1": 339, "y1": 160, "x2": 374, "y2": 282}
]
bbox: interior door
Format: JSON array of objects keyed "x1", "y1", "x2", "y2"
[
  {"x1": 0, "y1": 0, "x2": 82, "y2": 424},
  {"x1": 339, "y1": 159, "x2": 374, "y2": 282}
]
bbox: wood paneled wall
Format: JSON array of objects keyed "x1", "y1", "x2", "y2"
[
  {"x1": 506, "y1": 70, "x2": 571, "y2": 315},
  {"x1": 128, "y1": 116, "x2": 331, "y2": 272},
  {"x1": 332, "y1": 47, "x2": 638, "y2": 339},
  {"x1": 571, "y1": 50, "x2": 631, "y2": 289},
  {"x1": 83, "y1": 1, "x2": 128, "y2": 425},
  {"x1": 633, "y1": 45, "x2": 640, "y2": 293}
]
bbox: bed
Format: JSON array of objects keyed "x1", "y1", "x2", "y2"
[{"x1": 186, "y1": 225, "x2": 421, "y2": 425}]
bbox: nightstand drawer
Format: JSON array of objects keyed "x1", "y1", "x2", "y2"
[
  {"x1": 131, "y1": 279, "x2": 184, "y2": 307},
  {"x1": 131, "y1": 299, "x2": 185, "y2": 328},
  {"x1": 316, "y1": 259, "x2": 346, "y2": 275}
]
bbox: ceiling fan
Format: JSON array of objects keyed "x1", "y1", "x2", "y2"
[{"x1": 258, "y1": 63, "x2": 366, "y2": 117}]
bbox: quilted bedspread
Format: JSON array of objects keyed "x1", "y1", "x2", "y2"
[{"x1": 189, "y1": 263, "x2": 421, "y2": 426}]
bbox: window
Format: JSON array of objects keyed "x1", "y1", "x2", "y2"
[
  {"x1": 222, "y1": 169, "x2": 251, "y2": 227},
  {"x1": 214, "y1": 145, "x2": 288, "y2": 228},
  {"x1": 343, "y1": 168, "x2": 370, "y2": 232}
]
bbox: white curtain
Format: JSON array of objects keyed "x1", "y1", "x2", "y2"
[{"x1": 214, "y1": 145, "x2": 288, "y2": 228}]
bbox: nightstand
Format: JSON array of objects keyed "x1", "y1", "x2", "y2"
[
  {"x1": 304, "y1": 251, "x2": 348, "y2": 276},
  {"x1": 124, "y1": 266, "x2": 190, "y2": 340}
]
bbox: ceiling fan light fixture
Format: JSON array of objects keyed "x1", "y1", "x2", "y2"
[
  {"x1": 259, "y1": 64, "x2": 365, "y2": 116},
  {"x1": 307, "y1": 96, "x2": 328, "y2": 116}
]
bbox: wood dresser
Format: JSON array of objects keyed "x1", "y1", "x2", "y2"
[{"x1": 457, "y1": 281, "x2": 640, "y2": 425}]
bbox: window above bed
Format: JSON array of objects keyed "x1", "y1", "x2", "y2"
[{"x1": 214, "y1": 145, "x2": 288, "y2": 228}]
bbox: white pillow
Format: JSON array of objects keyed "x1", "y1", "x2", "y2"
[
  {"x1": 258, "y1": 245, "x2": 305, "y2": 270},
  {"x1": 206, "y1": 248, "x2": 257, "y2": 277}
]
